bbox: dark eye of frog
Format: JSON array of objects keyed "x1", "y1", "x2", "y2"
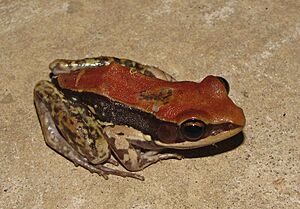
[
  {"x1": 216, "y1": 76, "x2": 230, "y2": 94},
  {"x1": 180, "y1": 119, "x2": 206, "y2": 140}
]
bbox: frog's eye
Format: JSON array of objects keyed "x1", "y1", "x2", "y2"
[
  {"x1": 180, "y1": 119, "x2": 206, "y2": 140},
  {"x1": 216, "y1": 76, "x2": 230, "y2": 94}
]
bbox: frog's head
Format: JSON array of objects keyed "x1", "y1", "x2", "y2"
[{"x1": 154, "y1": 76, "x2": 246, "y2": 149}]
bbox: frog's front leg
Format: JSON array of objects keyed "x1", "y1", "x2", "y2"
[
  {"x1": 34, "y1": 81, "x2": 144, "y2": 180},
  {"x1": 104, "y1": 126, "x2": 183, "y2": 172}
]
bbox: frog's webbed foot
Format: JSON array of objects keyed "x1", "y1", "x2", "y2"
[
  {"x1": 94, "y1": 164, "x2": 144, "y2": 181},
  {"x1": 134, "y1": 150, "x2": 183, "y2": 170},
  {"x1": 142, "y1": 150, "x2": 183, "y2": 160}
]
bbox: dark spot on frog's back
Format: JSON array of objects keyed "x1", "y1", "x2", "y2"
[{"x1": 139, "y1": 88, "x2": 173, "y2": 104}]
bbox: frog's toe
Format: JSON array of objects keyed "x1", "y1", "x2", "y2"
[
  {"x1": 106, "y1": 158, "x2": 119, "y2": 166},
  {"x1": 144, "y1": 151, "x2": 184, "y2": 161},
  {"x1": 95, "y1": 164, "x2": 145, "y2": 181}
]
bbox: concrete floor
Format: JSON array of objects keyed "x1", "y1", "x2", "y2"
[{"x1": 0, "y1": 1, "x2": 299, "y2": 208}]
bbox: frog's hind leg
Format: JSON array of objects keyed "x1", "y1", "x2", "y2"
[
  {"x1": 49, "y1": 56, "x2": 176, "y2": 81},
  {"x1": 36, "y1": 110, "x2": 143, "y2": 180},
  {"x1": 34, "y1": 81, "x2": 144, "y2": 180}
]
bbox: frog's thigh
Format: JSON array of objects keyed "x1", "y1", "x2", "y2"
[
  {"x1": 104, "y1": 127, "x2": 183, "y2": 171},
  {"x1": 35, "y1": 99, "x2": 107, "y2": 175},
  {"x1": 34, "y1": 81, "x2": 109, "y2": 173},
  {"x1": 34, "y1": 81, "x2": 110, "y2": 161}
]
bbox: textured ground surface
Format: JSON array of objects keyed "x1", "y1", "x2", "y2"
[{"x1": 1, "y1": 1, "x2": 299, "y2": 208}]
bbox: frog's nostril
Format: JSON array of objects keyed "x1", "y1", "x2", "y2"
[{"x1": 180, "y1": 119, "x2": 206, "y2": 141}]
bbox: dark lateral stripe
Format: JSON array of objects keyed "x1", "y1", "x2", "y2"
[{"x1": 52, "y1": 81, "x2": 178, "y2": 141}]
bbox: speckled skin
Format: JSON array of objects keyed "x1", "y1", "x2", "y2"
[{"x1": 34, "y1": 56, "x2": 245, "y2": 180}]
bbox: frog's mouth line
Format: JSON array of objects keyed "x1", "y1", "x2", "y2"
[
  {"x1": 154, "y1": 126, "x2": 243, "y2": 149},
  {"x1": 203, "y1": 123, "x2": 241, "y2": 138},
  {"x1": 155, "y1": 121, "x2": 242, "y2": 148}
]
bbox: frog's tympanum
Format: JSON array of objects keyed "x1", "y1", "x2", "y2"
[{"x1": 34, "y1": 56, "x2": 245, "y2": 180}]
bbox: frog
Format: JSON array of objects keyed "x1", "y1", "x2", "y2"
[{"x1": 34, "y1": 56, "x2": 246, "y2": 181}]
